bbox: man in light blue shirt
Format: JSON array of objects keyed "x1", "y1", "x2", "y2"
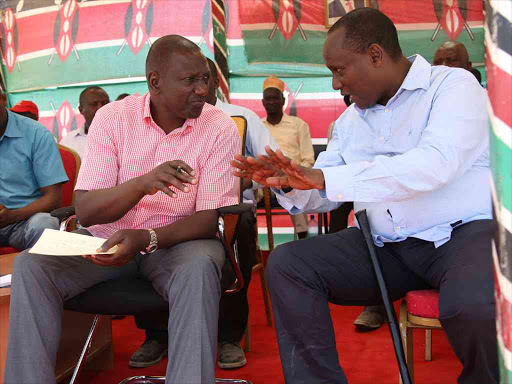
[
  {"x1": 0, "y1": 105, "x2": 68, "y2": 250},
  {"x1": 232, "y1": 8, "x2": 497, "y2": 384}
]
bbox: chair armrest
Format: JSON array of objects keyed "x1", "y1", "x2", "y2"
[
  {"x1": 218, "y1": 203, "x2": 253, "y2": 215},
  {"x1": 50, "y1": 206, "x2": 78, "y2": 232},
  {"x1": 218, "y1": 203, "x2": 254, "y2": 294},
  {"x1": 50, "y1": 206, "x2": 76, "y2": 220}
]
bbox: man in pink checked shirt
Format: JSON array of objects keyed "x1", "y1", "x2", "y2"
[{"x1": 4, "y1": 35, "x2": 241, "y2": 384}]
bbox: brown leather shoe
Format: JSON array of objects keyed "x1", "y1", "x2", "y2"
[
  {"x1": 129, "y1": 339, "x2": 168, "y2": 368},
  {"x1": 353, "y1": 305, "x2": 386, "y2": 331},
  {"x1": 218, "y1": 341, "x2": 247, "y2": 369}
]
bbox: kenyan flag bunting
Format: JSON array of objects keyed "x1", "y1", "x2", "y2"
[{"x1": 486, "y1": 0, "x2": 512, "y2": 380}]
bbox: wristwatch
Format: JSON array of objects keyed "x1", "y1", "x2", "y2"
[{"x1": 145, "y1": 229, "x2": 158, "y2": 253}]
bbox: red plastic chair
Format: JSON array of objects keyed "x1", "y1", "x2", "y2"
[{"x1": 0, "y1": 144, "x2": 81, "y2": 255}]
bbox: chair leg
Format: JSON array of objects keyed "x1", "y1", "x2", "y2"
[
  {"x1": 425, "y1": 329, "x2": 432, "y2": 361},
  {"x1": 244, "y1": 321, "x2": 251, "y2": 352},
  {"x1": 69, "y1": 314, "x2": 103, "y2": 384},
  {"x1": 119, "y1": 376, "x2": 165, "y2": 384},
  {"x1": 257, "y1": 249, "x2": 273, "y2": 327},
  {"x1": 399, "y1": 301, "x2": 414, "y2": 384},
  {"x1": 119, "y1": 377, "x2": 252, "y2": 384}
]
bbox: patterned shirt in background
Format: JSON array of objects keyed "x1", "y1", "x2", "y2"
[
  {"x1": 262, "y1": 113, "x2": 315, "y2": 168},
  {"x1": 75, "y1": 93, "x2": 241, "y2": 239}
]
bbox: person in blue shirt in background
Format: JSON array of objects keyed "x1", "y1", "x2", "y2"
[
  {"x1": 232, "y1": 8, "x2": 497, "y2": 384},
  {"x1": 0, "y1": 91, "x2": 68, "y2": 250}
]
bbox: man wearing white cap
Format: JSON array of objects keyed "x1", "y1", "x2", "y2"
[{"x1": 261, "y1": 75, "x2": 315, "y2": 239}]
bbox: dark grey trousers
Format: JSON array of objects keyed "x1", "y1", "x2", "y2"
[
  {"x1": 266, "y1": 220, "x2": 498, "y2": 384},
  {"x1": 135, "y1": 209, "x2": 258, "y2": 344},
  {"x1": 3, "y1": 238, "x2": 225, "y2": 384}
]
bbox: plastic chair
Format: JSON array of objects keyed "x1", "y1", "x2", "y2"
[{"x1": 399, "y1": 290, "x2": 442, "y2": 384}]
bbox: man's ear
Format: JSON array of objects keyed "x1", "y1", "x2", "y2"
[
  {"x1": 78, "y1": 104, "x2": 83, "y2": 115},
  {"x1": 468, "y1": 61, "x2": 472, "y2": 70},
  {"x1": 368, "y1": 43, "x2": 384, "y2": 67},
  {"x1": 147, "y1": 71, "x2": 160, "y2": 94},
  {"x1": 214, "y1": 76, "x2": 220, "y2": 90}
]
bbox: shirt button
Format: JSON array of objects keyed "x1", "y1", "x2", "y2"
[
  {"x1": 380, "y1": 136, "x2": 385, "y2": 141},
  {"x1": 384, "y1": 108, "x2": 389, "y2": 113},
  {"x1": 337, "y1": 193, "x2": 343, "y2": 199},
  {"x1": 396, "y1": 226, "x2": 401, "y2": 231}
]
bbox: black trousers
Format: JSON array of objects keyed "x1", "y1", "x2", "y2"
[
  {"x1": 135, "y1": 210, "x2": 257, "y2": 344},
  {"x1": 266, "y1": 220, "x2": 498, "y2": 384},
  {"x1": 328, "y1": 202, "x2": 354, "y2": 234}
]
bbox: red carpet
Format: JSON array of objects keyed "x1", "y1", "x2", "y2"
[{"x1": 79, "y1": 271, "x2": 460, "y2": 384}]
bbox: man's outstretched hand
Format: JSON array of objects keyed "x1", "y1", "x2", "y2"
[{"x1": 231, "y1": 146, "x2": 325, "y2": 191}]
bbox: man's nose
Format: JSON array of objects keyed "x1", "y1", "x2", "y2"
[
  {"x1": 332, "y1": 76, "x2": 343, "y2": 91},
  {"x1": 195, "y1": 81, "x2": 208, "y2": 96}
]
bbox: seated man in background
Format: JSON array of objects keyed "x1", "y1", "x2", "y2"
[
  {"x1": 3, "y1": 35, "x2": 241, "y2": 384},
  {"x1": 59, "y1": 85, "x2": 110, "y2": 158},
  {"x1": 433, "y1": 40, "x2": 472, "y2": 70},
  {"x1": 233, "y1": 8, "x2": 496, "y2": 384},
  {"x1": 10, "y1": 100, "x2": 39, "y2": 121},
  {"x1": 0, "y1": 99, "x2": 68, "y2": 250},
  {"x1": 433, "y1": 40, "x2": 483, "y2": 85},
  {"x1": 261, "y1": 76, "x2": 315, "y2": 239},
  {"x1": 130, "y1": 57, "x2": 278, "y2": 370}
]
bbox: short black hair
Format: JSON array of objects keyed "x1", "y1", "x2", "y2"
[
  {"x1": 328, "y1": 8, "x2": 402, "y2": 61},
  {"x1": 145, "y1": 35, "x2": 202, "y2": 77},
  {"x1": 206, "y1": 58, "x2": 218, "y2": 81},
  {"x1": 116, "y1": 93, "x2": 130, "y2": 101},
  {"x1": 469, "y1": 68, "x2": 482, "y2": 84},
  {"x1": 79, "y1": 86, "x2": 106, "y2": 107}
]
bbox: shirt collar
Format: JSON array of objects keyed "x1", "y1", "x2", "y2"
[
  {"x1": 265, "y1": 112, "x2": 292, "y2": 125},
  {"x1": 400, "y1": 55, "x2": 431, "y2": 92},
  {"x1": 77, "y1": 125, "x2": 87, "y2": 136},
  {"x1": 3, "y1": 110, "x2": 23, "y2": 138},
  {"x1": 143, "y1": 92, "x2": 195, "y2": 134},
  {"x1": 143, "y1": 92, "x2": 153, "y2": 122},
  {"x1": 353, "y1": 54, "x2": 431, "y2": 116}
]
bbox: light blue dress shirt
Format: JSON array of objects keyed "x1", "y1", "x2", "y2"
[
  {"x1": 276, "y1": 55, "x2": 491, "y2": 247},
  {"x1": 0, "y1": 110, "x2": 68, "y2": 209}
]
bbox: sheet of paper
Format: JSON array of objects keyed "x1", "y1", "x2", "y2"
[
  {"x1": 0, "y1": 274, "x2": 11, "y2": 288},
  {"x1": 29, "y1": 229, "x2": 118, "y2": 256}
]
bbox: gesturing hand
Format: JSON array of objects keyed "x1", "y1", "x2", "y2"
[
  {"x1": 84, "y1": 229, "x2": 150, "y2": 267},
  {"x1": 231, "y1": 146, "x2": 325, "y2": 191},
  {"x1": 139, "y1": 160, "x2": 197, "y2": 198},
  {"x1": 231, "y1": 153, "x2": 285, "y2": 188},
  {"x1": 262, "y1": 147, "x2": 325, "y2": 190}
]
